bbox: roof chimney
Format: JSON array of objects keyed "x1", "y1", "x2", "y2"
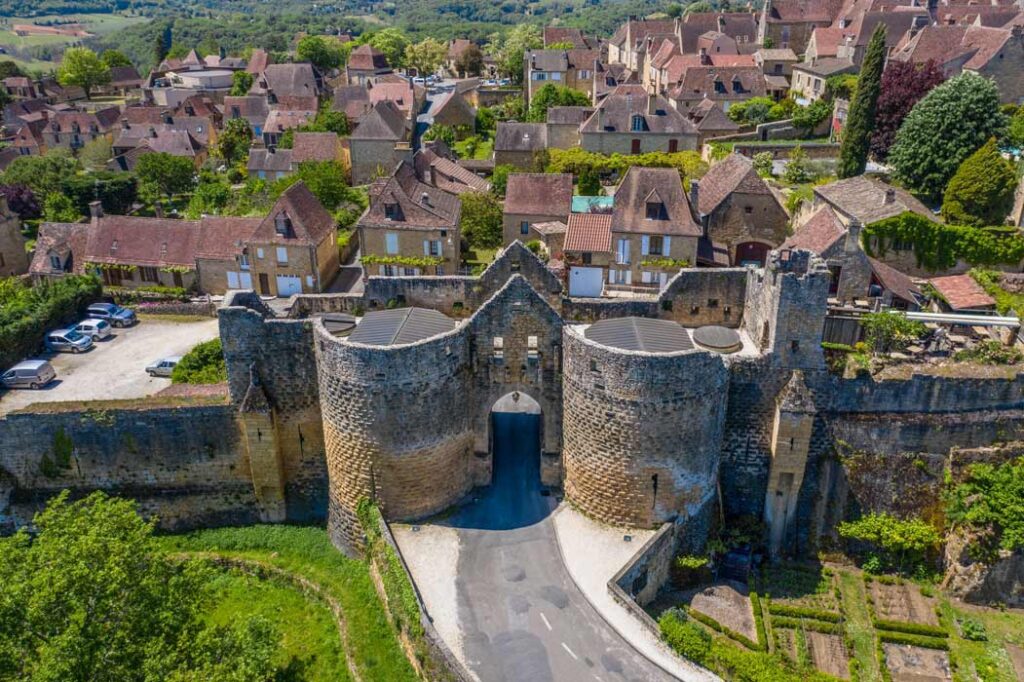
[
  {"x1": 88, "y1": 200, "x2": 103, "y2": 220},
  {"x1": 268, "y1": 144, "x2": 276, "y2": 154},
  {"x1": 717, "y1": 14, "x2": 726, "y2": 31},
  {"x1": 120, "y1": 117, "x2": 129, "y2": 130},
  {"x1": 421, "y1": 191, "x2": 431, "y2": 207},
  {"x1": 699, "y1": 47, "x2": 710, "y2": 65},
  {"x1": 845, "y1": 218, "x2": 862, "y2": 253},
  {"x1": 597, "y1": 105, "x2": 606, "y2": 130},
  {"x1": 162, "y1": 110, "x2": 173, "y2": 124},
  {"x1": 690, "y1": 179, "x2": 699, "y2": 210},
  {"x1": 148, "y1": 126, "x2": 157, "y2": 138},
  {"x1": 884, "y1": 188, "x2": 896, "y2": 204},
  {"x1": 647, "y1": 91, "x2": 657, "y2": 115}
]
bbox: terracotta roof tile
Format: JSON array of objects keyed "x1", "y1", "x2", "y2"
[
  {"x1": 696, "y1": 153, "x2": 772, "y2": 216},
  {"x1": 781, "y1": 205, "x2": 845, "y2": 254},
  {"x1": 504, "y1": 174, "x2": 573, "y2": 216},
  {"x1": 612, "y1": 166, "x2": 701, "y2": 237},
  {"x1": 565, "y1": 212, "x2": 612, "y2": 252},
  {"x1": 929, "y1": 274, "x2": 996, "y2": 310},
  {"x1": 359, "y1": 161, "x2": 460, "y2": 230},
  {"x1": 252, "y1": 181, "x2": 335, "y2": 245}
]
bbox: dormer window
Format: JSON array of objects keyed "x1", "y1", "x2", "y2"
[
  {"x1": 646, "y1": 201, "x2": 666, "y2": 220},
  {"x1": 631, "y1": 114, "x2": 645, "y2": 132},
  {"x1": 732, "y1": 77, "x2": 744, "y2": 93},
  {"x1": 49, "y1": 254, "x2": 62, "y2": 270},
  {"x1": 714, "y1": 80, "x2": 726, "y2": 94},
  {"x1": 384, "y1": 202, "x2": 401, "y2": 220},
  {"x1": 275, "y1": 212, "x2": 293, "y2": 236}
]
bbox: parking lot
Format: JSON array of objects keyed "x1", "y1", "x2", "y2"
[{"x1": 0, "y1": 317, "x2": 220, "y2": 415}]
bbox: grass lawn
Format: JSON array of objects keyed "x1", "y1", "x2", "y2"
[
  {"x1": 453, "y1": 136, "x2": 494, "y2": 161},
  {"x1": 463, "y1": 246, "x2": 497, "y2": 273},
  {"x1": 206, "y1": 569, "x2": 351, "y2": 682},
  {"x1": 939, "y1": 599, "x2": 1023, "y2": 682},
  {"x1": 160, "y1": 525, "x2": 418, "y2": 682},
  {"x1": 0, "y1": 13, "x2": 148, "y2": 70},
  {"x1": 838, "y1": 570, "x2": 882, "y2": 681}
]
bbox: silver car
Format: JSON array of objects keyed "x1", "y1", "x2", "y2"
[
  {"x1": 1, "y1": 360, "x2": 56, "y2": 389},
  {"x1": 45, "y1": 328, "x2": 93, "y2": 353},
  {"x1": 146, "y1": 356, "x2": 182, "y2": 377},
  {"x1": 74, "y1": 319, "x2": 112, "y2": 341}
]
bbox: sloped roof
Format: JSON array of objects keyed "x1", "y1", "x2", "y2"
[
  {"x1": 348, "y1": 308, "x2": 456, "y2": 346},
  {"x1": 254, "y1": 63, "x2": 319, "y2": 98},
  {"x1": 264, "y1": 109, "x2": 315, "y2": 134},
  {"x1": 347, "y1": 44, "x2": 390, "y2": 71},
  {"x1": 611, "y1": 166, "x2": 701, "y2": 237},
  {"x1": 767, "y1": 0, "x2": 841, "y2": 23},
  {"x1": 564, "y1": 212, "x2": 612, "y2": 252},
  {"x1": 697, "y1": 153, "x2": 773, "y2": 216},
  {"x1": 585, "y1": 317, "x2": 694, "y2": 353},
  {"x1": 359, "y1": 161, "x2": 461, "y2": 230},
  {"x1": 291, "y1": 132, "x2": 341, "y2": 163},
  {"x1": 413, "y1": 145, "x2": 491, "y2": 194},
  {"x1": 544, "y1": 27, "x2": 594, "y2": 48},
  {"x1": 581, "y1": 84, "x2": 696, "y2": 134},
  {"x1": 246, "y1": 48, "x2": 270, "y2": 75},
  {"x1": 351, "y1": 99, "x2": 407, "y2": 140},
  {"x1": 85, "y1": 216, "x2": 200, "y2": 268},
  {"x1": 679, "y1": 12, "x2": 759, "y2": 52},
  {"x1": 868, "y1": 257, "x2": 921, "y2": 304},
  {"x1": 814, "y1": 176, "x2": 934, "y2": 224},
  {"x1": 29, "y1": 222, "x2": 88, "y2": 275},
  {"x1": 929, "y1": 274, "x2": 996, "y2": 310},
  {"x1": 693, "y1": 100, "x2": 741, "y2": 132},
  {"x1": 494, "y1": 122, "x2": 547, "y2": 151},
  {"x1": 504, "y1": 173, "x2": 573, "y2": 216},
  {"x1": 248, "y1": 147, "x2": 293, "y2": 172},
  {"x1": 669, "y1": 65, "x2": 766, "y2": 102},
  {"x1": 252, "y1": 181, "x2": 335, "y2": 245},
  {"x1": 332, "y1": 84, "x2": 372, "y2": 120},
  {"x1": 781, "y1": 205, "x2": 846, "y2": 254},
  {"x1": 195, "y1": 216, "x2": 262, "y2": 260},
  {"x1": 547, "y1": 106, "x2": 595, "y2": 125}
]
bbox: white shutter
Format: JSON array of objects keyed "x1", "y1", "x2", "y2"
[
  {"x1": 641, "y1": 271, "x2": 652, "y2": 284},
  {"x1": 663, "y1": 236, "x2": 672, "y2": 256},
  {"x1": 625, "y1": 270, "x2": 632, "y2": 285},
  {"x1": 423, "y1": 240, "x2": 430, "y2": 255},
  {"x1": 660, "y1": 272, "x2": 668, "y2": 286},
  {"x1": 608, "y1": 269, "x2": 615, "y2": 283},
  {"x1": 227, "y1": 271, "x2": 240, "y2": 288},
  {"x1": 641, "y1": 235, "x2": 650, "y2": 256}
]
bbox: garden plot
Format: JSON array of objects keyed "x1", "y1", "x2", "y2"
[
  {"x1": 807, "y1": 631, "x2": 850, "y2": 680},
  {"x1": 869, "y1": 580, "x2": 940, "y2": 626},
  {"x1": 1007, "y1": 644, "x2": 1024, "y2": 680},
  {"x1": 760, "y1": 563, "x2": 840, "y2": 613},
  {"x1": 774, "y1": 626, "x2": 800, "y2": 661},
  {"x1": 688, "y1": 582, "x2": 758, "y2": 644},
  {"x1": 883, "y1": 643, "x2": 952, "y2": 682}
]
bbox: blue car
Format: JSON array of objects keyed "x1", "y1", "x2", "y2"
[{"x1": 86, "y1": 302, "x2": 137, "y2": 328}]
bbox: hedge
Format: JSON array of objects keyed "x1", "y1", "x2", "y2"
[
  {"x1": 770, "y1": 616, "x2": 843, "y2": 634},
  {"x1": 767, "y1": 603, "x2": 842, "y2": 623},
  {"x1": 877, "y1": 630, "x2": 949, "y2": 650},
  {"x1": 688, "y1": 607, "x2": 763, "y2": 651},
  {"x1": 0, "y1": 275, "x2": 101, "y2": 371},
  {"x1": 750, "y1": 591, "x2": 768, "y2": 650},
  {"x1": 873, "y1": 618, "x2": 947, "y2": 638}
]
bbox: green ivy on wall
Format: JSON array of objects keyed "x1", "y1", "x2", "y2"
[
  {"x1": 361, "y1": 255, "x2": 446, "y2": 268},
  {"x1": 862, "y1": 212, "x2": 1024, "y2": 271}
]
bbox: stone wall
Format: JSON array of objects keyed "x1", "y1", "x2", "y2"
[
  {"x1": 0, "y1": 402, "x2": 259, "y2": 532},
  {"x1": 562, "y1": 325, "x2": 727, "y2": 528},
  {"x1": 612, "y1": 522, "x2": 676, "y2": 608}
]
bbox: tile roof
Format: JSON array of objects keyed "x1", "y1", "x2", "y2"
[
  {"x1": 368, "y1": 80, "x2": 417, "y2": 116},
  {"x1": 413, "y1": 145, "x2": 491, "y2": 194},
  {"x1": 264, "y1": 109, "x2": 316, "y2": 134},
  {"x1": 792, "y1": 57, "x2": 856, "y2": 77},
  {"x1": 504, "y1": 173, "x2": 574, "y2": 216},
  {"x1": 929, "y1": 274, "x2": 996, "y2": 310},
  {"x1": 564, "y1": 212, "x2": 612, "y2": 252},
  {"x1": 347, "y1": 44, "x2": 391, "y2": 71},
  {"x1": 581, "y1": 84, "x2": 696, "y2": 134},
  {"x1": 254, "y1": 63, "x2": 319, "y2": 98},
  {"x1": 194, "y1": 216, "x2": 262, "y2": 260},
  {"x1": 248, "y1": 147, "x2": 293, "y2": 172},
  {"x1": 86, "y1": 216, "x2": 201, "y2": 268},
  {"x1": 679, "y1": 12, "x2": 759, "y2": 52},
  {"x1": 138, "y1": 129, "x2": 204, "y2": 157},
  {"x1": 696, "y1": 153, "x2": 773, "y2": 216},
  {"x1": 781, "y1": 205, "x2": 845, "y2": 254},
  {"x1": 669, "y1": 65, "x2": 767, "y2": 102},
  {"x1": 246, "y1": 49, "x2": 270, "y2": 75},
  {"x1": 224, "y1": 95, "x2": 270, "y2": 122},
  {"x1": 291, "y1": 132, "x2": 341, "y2": 163},
  {"x1": 766, "y1": 0, "x2": 841, "y2": 23},
  {"x1": 544, "y1": 27, "x2": 594, "y2": 48},
  {"x1": 351, "y1": 99, "x2": 407, "y2": 140},
  {"x1": 611, "y1": 166, "x2": 701, "y2": 237},
  {"x1": 809, "y1": 26, "x2": 845, "y2": 57},
  {"x1": 108, "y1": 66, "x2": 143, "y2": 86},
  {"x1": 546, "y1": 106, "x2": 595, "y2": 125},
  {"x1": 814, "y1": 176, "x2": 935, "y2": 224},
  {"x1": 359, "y1": 161, "x2": 461, "y2": 230},
  {"x1": 532, "y1": 220, "x2": 567, "y2": 235},
  {"x1": 252, "y1": 181, "x2": 336, "y2": 245},
  {"x1": 494, "y1": 122, "x2": 548, "y2": 151},
  {"x1": 332, "y1": 84, "x2": 372, "y2": 120},
  {"x1": 448, "y1": 38, "x2": 474, "y2": 59},
  {"x1": 29, "y1": 222, "x2": 88, "y2": 275},
  {"x1": 756, "y1": 48, "x2": 799, "y2": 61},
  {"x1": 868, "y1": 257, "x2": 921, "y2": 304}
]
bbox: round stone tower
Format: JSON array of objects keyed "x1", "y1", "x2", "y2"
[{"x1": 562, "y1": 318, "x2": 729, "y2": 538}]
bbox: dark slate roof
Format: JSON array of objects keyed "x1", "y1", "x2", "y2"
[
  {"x1": 697, "y1": 152, "x2": 773, "y2": 216},
  {"x1": 351, "y1": 99, "x2": 407, "y2": 140},
  {"x1": 581, "y1": 85, "x2": 696, "y2": 135},
  {"x1": 348, "y1": 307, "x2": 456, "y2": 345},
  {"x1": 585, "y1": 317, "x2": 694, "y2": 353},
  {"x1": 359, "y1": 161, "x2": 461, "y2": 230},
  {"x1": 254, "y1": 63, "x2": 319, "y2": 98},
  {"x1": 347, "y1": 44, "x2": 391, "y2": 71},
  {"x1": 546, "y1": 106, "x2": 595, "y2": 125},
  {"x1": 611, "y1": 166, "x2": 701, "y2": 237},
  {"x1": 248, "y1": 147, "x2": 293, "y2": 172},
  {"x1": 251, "y1": 181, "x2": 335, "y2": 245},
  {"x1": 494, "y1": 122, "x2": 547, "y2": 151}
]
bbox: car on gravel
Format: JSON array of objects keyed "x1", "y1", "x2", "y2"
[
  {"x1": 87, "y1": 302, "x2": 137, "y2": 327},
  {"x1": 74, "y1": 319, "x2": 112, "y2": 341},
  {"x1": 146, "y1": 356, "x2": 182, "y2": 377},
  {"x1": 1, "y1": 360, "x2": 56, "y2": 389},
  {"x1": 45, "y1": 328, "x2": 93, "y2": 353}
]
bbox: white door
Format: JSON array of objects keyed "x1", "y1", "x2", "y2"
[
  {"x1": 276, "y1": 275, "x2": 302, "y2": 297},
  {"x1": 569, "y1": 266, "x2": 604, "y2": 297},
  {"x1": 239, "y1": 272, "x2": 253, "y2": 288}
]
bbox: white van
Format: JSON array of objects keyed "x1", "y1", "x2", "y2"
[{"x1": 1, "y1": 360, "x2": 56, "y2": 389}]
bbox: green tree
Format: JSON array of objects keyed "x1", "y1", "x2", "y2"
[
  {"x1": 43, "y1": 192, "x2": 81, "y2": 222},
  {"x1": 838, "y1": 512, "x2": 941, "y2": 574},
  {"x1": 665, "y1": 3, "x2": 685, "y2": 18},
  {"x1": 229, "y1": 70, "x2": 253, "y2": 96},
  {"x1": 752, "y1": 152, "x2": 774, "y2": 177},
  {"x1": 79, "y1": 135, "x2": 113, "y2": 172},
  {"x1": 889, "y1": 72, "x2": 1007, "y2": 199},
  {"x1": 870, "y1": 60, "x2": 945, "y2": 160},
  {"x1": 1, "y1": 149, "x2": 79, "y2": 197},
  {"x1": 0, "y1": 60, "x2": 23, "y2": 79},
  {"x1": 172, "y1": 338, "x2": 227, "y2": 383},
  {"x1": 153, "y1": 26, "x2": 169, "y2": 66},
  {"x1": 495, "y1": 24, "x2": 542, "y2": 84},
  {"x1": 404, "y1": 37, "x2": 447, "y2": 77},
  {"x1": 837, "y1": 23, "x2": 885, "y2": 178},
  {"x1": 526, "y1": 83, "x2": 592, "y2": 122},
  {"x1": 782, "y1": 145, "x2": 813, "y2": 184},
  {"x1": 861, "y1": 310, "x2": 927, "y2": 352},
  {"x1": 1008, "y1": 108, "x2": 1024, "y2": 148},
  {"x1": 490, "y1": 164, "x2": 515, "y2": 197},
  {"x1": 185, "y1": 174, "x2": 233, "y2": 219},
  {"x1": 271, "y1": 161, "x2": 356, "y2": 210},
  {"x1": 216, "y1": 118, "x2": 253, "y2": 165},
  {"x1": 100, "y1": 49, "x2": 134, "y2": 68},
  {"x1": 941, "y1": 138, "x2": 1017, "y2": 227},
  {"x1": 0, "y1": 491, "x2": 276, "y2": 680},
  {"x1": 455, "y1": 43, "x2": 484, "y2": 78},
  {"x1": 577, "y1": 167, "x2": 601, "y2": 195},
  {"x1": 365, "y1": 28, "x2": 410, "y2": 69},
  {"x1": 460, "y1": 191, "x2": 503, "y2": 248},
  {"x1": 423, "y1": 124, "x2": 457, "y2": 148},
  {"x1": 135, "y1": 152, "x2": 196, "y2": 201},
  {"x1": 792, "y1": 98, "x2": 831, "y2": 135},
  {"x1": 945, "y1": 456, "x2": 1024, "y2": 557},
  {"x1": 297, "y1": 35, "x2": 343, "y2": 71},
  {"x1": 56, "y1": 47, "x2": 112, "y2": 99}
]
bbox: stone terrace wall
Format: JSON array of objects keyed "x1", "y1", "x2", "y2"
[
  {"x1": 0, "y1": 403, "x2": 259, "y2": 532},
  {"x1": 562, "y1": 326, "x2": 727, "y2": 529},
  {"x1": 832, "y1": 373, "x2": 1024, "y2": 414}
]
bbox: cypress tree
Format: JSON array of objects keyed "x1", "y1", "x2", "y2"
[{"x1": 837, "y1": 23, "x2": 886, "y2": 178}]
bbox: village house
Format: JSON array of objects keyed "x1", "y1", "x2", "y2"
[
  {"x1": 422, "y1": 90, "x2": 475, "y2": 133},
  {"x1": 759, "y1": 0, "x2": 841, "y2": 54},
  {"x1": 929, "y1": 274, "x2": 997, "y2": 314},
  {"x1": 502, "y1": 173, "x2": 574, "y2": 246},
  {"x1": 688, "y1": 99, "x2": 741, "y2": 142},
  {"x1": 524, "y1": 48, "x2": 601, "y2": 102},
  {"x1": 412, "y1": 143, "x2": 491, "y2": 195},
  {"x1": 108, "y1": 127, "x2": 207, "y2": 171},
  {"x1": 356, "y1": 161, "x2": 462, "y2": 276},
  {"x1": 348, "y1": 99, "x2": 412, "y2": 185},
  {"x1": 546, "y1": 106, "x2": 595, "y2": 149},
  {"x1": 248, "y1": 132, "x2": 346, "y2": 180},
  {"x1": 692, "y1": 153, "x2": 790, "y2": 266},
  {"x1": 666, "y1": 63, "x2": 766, "y2": 114},
  {"x1": 494, "y1": 122, "x2": 548, "y2": 169},
  {"x1": 677, "y1": 12, "x2": 760, "y2": 53},
  {"x1": 345, "y1": 45, "x2": 394, "y2": 85},
  {"x1": 41, "y1": 108, "x2": 121, "y2": 152},
  {"x1": 262, "y1": 109, "x2": 317, "y2": 147},
  {"x1": 580, "y1": 85, "x2": 698, "y2": 155},
  {"x1": 790, "y1": 58, "x2": 856, "y2": 103},
  {"x1": 608, "y1": 166, "x2": 702, "y2": 289},
  {"x1": 608, "y1": 18, "x2": 679, "y2": 71},
  {"x1": 592, "y1": 61, "x2": 639, "y2": 102},
  {"x1": 251, "y1": 62, "x2": 324, "y2": 99},
  {"x1": 544, "y1": 26, "x2": 597, "y2": 49},
  {"x1": 224, "y1": 95, "x2": 271, "y2": 136},
  {"x1": 564, "y1": 212, "x2": 614, "y2": 297}
]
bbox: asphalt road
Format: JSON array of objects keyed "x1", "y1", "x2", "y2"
[{"x1": 449, "y1": 412, "x2": 677, "y2": 682}]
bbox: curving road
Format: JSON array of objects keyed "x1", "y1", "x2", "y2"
[{"x1": 447, "y1": 412, "x2": 677, "y2": 682}]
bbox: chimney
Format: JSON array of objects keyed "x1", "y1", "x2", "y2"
[
  {"x1": 647, "y1": 91, "x2": 657, "y2": 114},
  {"x1": 690, "y1": 179, "x2": 699, "y2": 209},
  {"x1": 268, "y1": 144, "x2": 276, "y2": 154},
  {"x1": 884, "y1": 188, "x2": 896, "y2": 204},
  {"x1": 148, "y1": 126, "x2": 157, "y2": 138},
  {"x1": 421, "y1": 191, "x2": 431, "y2": 207},
  {"x1": 717, "y1": 15, "x2": 726, "y2": 31},
  {"x1": 597, "y1": 105, "x2": 605, "y2": 130},
  {"x1": 161, "y1": 110, "x2": 173, "y2": 124},
  {"x1": 699, "y1": 47, "x2": 710, "y2": 65},
  {"x1": 120, "y1": 117, "x2": 129, "y2": 130},
  {"x1": 426, "y1": 164, "x2": 435, "y2": 186},
  {"x1": 1013, "y1": 24, "x2": 1023, "y2": 38},
  {"x1": 88, "y1": 200, "x2": 103, "y2": 220},
  {"x1": 845, "y1": 218, "x2": 862, "y2": 253}
]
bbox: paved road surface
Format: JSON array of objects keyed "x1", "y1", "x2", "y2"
[{"x1": 448, "y1": 412, "x2": 677, "y2": 682}]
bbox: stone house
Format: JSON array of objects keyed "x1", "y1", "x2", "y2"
[
  {"x1": 413, "y1": 144, "x2": 491, "y2": 195},
  {"x1": 494, "y1": 122, "x2": 548, "y2": 170},
  {"x1": 262, "y1": 109, "x2": 317, "y2": 147},
  {"x1": 592, "y1": 61, "x2": 639, "y2": 103},
  {"x1": 96, "y1": 66, "x2": 144, "y2": 97},
  {"x1": 563, "y1": 212, "x2": 614, "y2": 297},
  {"x1": 608, "y1": 166, "x2": 702, "y2": 289},
  {"x1": 224, "y1": 95, "x2": 270, "y2": 137},
  {"x1": 833, "y1": 10, "x2": 930, "y2": 67},
  {"x1": 608, "y1": 19, "x2": 679, "y2": 71},
  {"x1": 356, "y1": 161, "x2": 461, "y2": 276},
  {"x1": 580, "y1": 85, "x2": 698, "y2": 155},
  {"x1": 759, "y1": 0, "x2": 840, "y2": 54},
  {"x1": 677, "y1": 12, "x2": 760, "y2": 53},
  {"x1": 345, "y1": 45, "x2": 393, "y2": 85},
  {"x1": 667, "y1": 64, "x2": 767, "y2": 114},
  {"x1": 424, "y1": 90, "x2": 475, "y2": 133},
  {"x1": 688, "y1": 99, "x2": 741, "y2": 143},
  {"x1": 502, "y1": 173, "x2": 574, "y2": 246},
  {"x1": 544, "y1": 26, "x2": 597, "y2": 49},
  {"x1": 42, "y1": 108, "x2": 121, "y2": 152},
  {"x1": 193, "y1": 216, "x2": 263, "y2": 293},
  {"x1": 693, "y1": 153, "x2": 790, "y2": 266},
  {"x1": 348, "y1": 100, "x2": 412, "y2": 185},
  {"x1": 251, "y1": 63, "x2": 323, "y2": 99},
  {"x1": 108, "y1": 128, "x2": 207, "y2": 171},
  {"x1": 754, "y1": 47, "x2": 800, "y2": 77},
  {"x1": 546, "y1": 106, "x2": 594, "y2": 149},
  {"x1": 790, "y1": 58, "x2": 856, "y2": 103},
  {"x1": 524, "y1": 48, "x2": 601, "y2": 102},
  {"x1": 12, "y1": 120, "x2": 46, "y2": 156},
  {"x1": 0, "y1": 197, "x2": 28, "y2": 277},
  {"x1": 445, "y1": 39, "x2": 475, "y2": 77},
  {"x1": 248, "y1": 132, "x2": 346, "y2": 180}
]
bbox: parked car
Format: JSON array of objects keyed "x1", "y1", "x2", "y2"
[
  {"x1": 74, "y1": 319, "x2": 112, "y2": 341},
  {"x1": 1, "y1": 360, "x2": 56, "y2": 389},
  {"x1": 45, "y1": 328, "x2": 93, "y2": 353},
  {"x1": 146, "y1": 356, "x2": 182, "y2": 377},
  {"x1": 87, "y1": 302, "x2": 137, "y2": 327}
]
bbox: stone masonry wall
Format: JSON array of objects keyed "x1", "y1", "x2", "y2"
[
  {"x1": 562, "y1": 326, "x2": 727, "y2": 529},
  {"x1": 0, "y1": 403, "x2": 259, "y2": 532}
]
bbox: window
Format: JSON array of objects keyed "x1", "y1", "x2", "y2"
[
  {"x1": 240, "y1": 251, "x2": 250, "y2": 269},
  {"x1": 714, "y1": 80, "x2": 726, "y2": 94},
  {"x1": 383, "y1": 264, "x2": 396, "y2": 276},
  {"x1": 385, "y1": 233, "x2": 399, "y2": 254},
  {"x1": 615, "y1": 238, "x2": 630, "y2": 265},
  {"x1": 578, "y1": 69, "x2": 590, "y2": 78},
  {"x1": 231, "y1": 106, "x2": 241, "y2": 118},
  {"x1": 646, "y1": 202, "x2": 665, "y2": 220},
  {"x1": 582, "y1": 252, "x2": 592, "y2": 265},
  {"x1": 773, "y1": 63, "x2": 783, "y2": 75},
  {"x1": 527, "y1": 335, "x2": 539, "y2": 359},
  {"x1": 140, "y1": 266, "x2": 159, "y2": 283},
  {"x1": 276, "y1": 247, "x2": 288, "y2": 264},
  {"x1": 551, "y1": 72, "x2": 562, "y2": 81},
  {"x1": 732, "y1": 78, "x2": 744, "y2": 93},
  {"x1": 532, "y1": 72, "x2": 547, "y2": 81},
  {"x1": 744, "y1": 206, "x2": 753, "y2": 214},
  {"x1": 424, "y1": 240, "x2": 441, "y2": 256},
  {"x1": 258, "y1": 170, "x2": 266, "y2": 179},
  {"x1": 520, "y1": 221, "x2": 530, "y2": 235},
  {"x1": 306, "y1": 275, "x2": 314, "y2": 287},
  {"x1": 49, "y1": 254, "x2": 62, "y2": 270},
  {"x1": 274, "y1": 213, "x2": 292, "y2": 236},
  {"x1": 630, "y1": 114, "x2": 644, "y2": 132},
  {"x1": 384, "y1": 202, "x2": 401, "y2": 220},
  {"x1": 492, "y1": 336, "x2": 504, "y2": 359},
  {"x1": 256, "y1": 248, "x2": 264, "y2": 259},
  {"x1": 649, "y1": 235, "x2": 664, "y2": 255}
]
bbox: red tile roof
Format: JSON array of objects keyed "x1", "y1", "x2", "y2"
[
  {"x1": 504, "y1": 173, "x2": 574, "y2": 216},
  {"x1": 696, "y1": 153, "x2": 773, "y2": 216},
  {"x1": 929, "y1": 274, "x2": 996, "y2": 310},
  {"x1": 612, "y1": 166, "x2": 701, "y2": 237},
  {"x1": 252, "y1": 181, "x2": 336, "y2": 245},
  {"x1": 781, "y1": 205, "x2": 845, "y2": 254},
  {"x1": 565, "y1": 213, "x2": 613, "y2": 252}
]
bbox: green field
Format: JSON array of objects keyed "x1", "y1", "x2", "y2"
[{"x1": 0, "y1": 13, "x2": 148, "y2": 70}]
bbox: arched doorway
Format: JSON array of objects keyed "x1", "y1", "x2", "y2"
[
  {"x1": 483, "y1": 391, "x2": 548, "y2": 528},
  {"x1": 735, "y1": 241, "x2": 771, "y2": 267}
]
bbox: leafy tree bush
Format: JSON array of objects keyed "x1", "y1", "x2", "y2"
[
  {"x1": 460, "y1": 191, "x2": 503, "y2": 248},
  {"x1": 229, "y1": 70, "x2": 253, "y2": 96},
  {"x1": 870, "y1": 59, "x2": 944, "y2": 160},
  {"x1": 889, "y1": 73, "x2": 1007, "y2": 199},
  {"x1": 216, "y1": 118, "x2": 253, "y2": 165},
  {"x1": 136, "y1": 152, "x2": 197, "y2": 201},
  {"x1": 185, "y1": 173, "x2": 233, "y2": 218},
  {"x1": 526, "y1": 83, "x2": 591, "y2": 122},
  {"x1": 63, "y1": 172, "x2": 138, "y2": 217},
  {"x1": 863, "y1": 212, "x2": 1024, "y2": 270},
  {"x1": 363, "y1": 28, "x2": 411, "y2": 69},
  {"x1": 861, "y1": 310, "x2": 926, "y2": 352},
  {"x1": 43, "y1": 192, "x2": 82, "y2": 222},
  {"x1": 945, "y1": 456, "x2": 1024, "y2": 559},
  {"x1": 838, "y1": 23, "x2": 885, "y2": 178},
  {"x1": 404, "y1": 37, "x2": 447, "y2": 76},
  {"x1": 492, "y1": 24, "x2": 542, "y2": 84},
  {"x1": 825, "y1": 73, "x2": 857, "y2": 100},
  {"x1": 0, "y1": 184, "x2": 40, "y2": 219},
  {"x1": 546, "y1": 148, "x2": 707, "y2": 183},
  {"x1": 455, "y1": 43, "x2": 484, "y2": 77},
  {"x1": 941, "y1": 138, "x2": 1016, "y2": 227},
  {"x1": 270, "y1": 161, "x2": 358, "y2": 211},
  {"x1": 2, "y1": 150, "x2": 80, "y2": 197},
  {"x1": 782, "y1": 145, "x2": 814, "y2": 184},
  {"x1": 171, "y1": 338, "x2": 227, "y2": 384},
  {"x1": 490, "y1": 164, "x2": 515, "y2": 196},
  {"x1": 56, "y1": 47, "x2": 111, "y2": 99},
  {"x1": 752, "y1": 152, "x2": 774, "y2": 177},
  {"x1": 577, "y1": 167, "x2": 601, "y2": 195},
  {"x1": 297, "y1": 35, "x2": 343, "y2": 71},
  {"x1": 100, "y1": 49, "x2": 133, "y2": 68},
  {"x1": 791, "y1": 98, "x2": 831, "y2": 135},
  {"x1": 0, "y1": 491, "x2": 277, "y2": 680},
  {"x1": 837, "y1": 512, "x2": 941, "y2": 574},
  {"x1": 659, "y1": 610, "x2": 712, "y2": 664},
  {"x1": 727, "y1": 96, "x2": 777, "y2": 125},
  {"x1": 422, "y1": 124, "x2": 456, "y2": 148}
]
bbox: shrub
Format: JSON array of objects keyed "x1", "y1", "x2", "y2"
[
  {"x1": 942, "y1": 139, "x2": 1017, "y2": 227},
  {"x1": 861, "y1": 310, "x2": 927, "y2": 353},
  {"x1": 838, "y1": 513, "x2": 941, "y2": 575},
  {"x1": 770, "y1": 617, "x2": 842, "y2": 634},
  {"x1": 945, "y1": 455, "x2": 1024, "y2": 556},
  {"x1": 752, "y1": 152, "x2": 774, "y2": 177},
  {"x1": 171, "y1": 338, "x2": 227, "y2": 384},
  {"x1": 659, "y1": 610, "x2": 712, "y2": 664},
  {"x1": 877, "y1": 631, "x2": 949, "y2": 650},
  {"x1": 958, "y1": 617, "x2": 988, "y2": 642},
  {"x1": 873, "y1": 618, "x2": 948, "y2": 638},
  {"x1": 954, "y1": 340, "x2": 1023, "y2": 365},
  {"x1": 750, "y1": 592, "x2": 768, "y2": 649},
  {"x1": 767, "y1": 604, "x2": 841, "y2": 623}
]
